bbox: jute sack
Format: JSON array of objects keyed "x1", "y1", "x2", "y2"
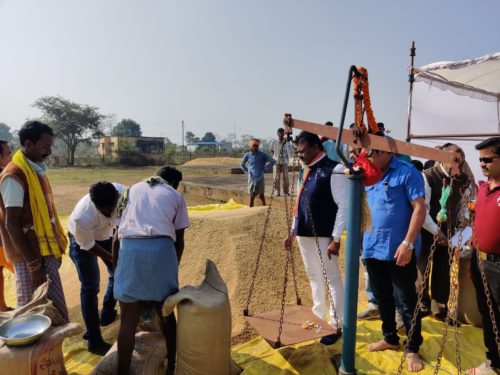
[
  {"x1": 92, "y1": 331, "x2": 167, "y2": 375},
  {"x1": 163, "y1": 259, "x2": 241, "y2": 375},
  {"x1": 0, "y1": 279, "x2": 67, "y2": 326},
  {"x1": 0, "y1": 280, "x2": 82, "y2": 374},
  {"x1": 457, "y1": 247, "x2": 483, "y2": 327}
]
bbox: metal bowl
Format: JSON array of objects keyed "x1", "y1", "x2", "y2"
[{"x1": 0, "y1": 314, "x2": 51, "y2": 346}]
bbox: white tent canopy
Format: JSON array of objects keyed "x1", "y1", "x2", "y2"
[{"x1": 409, "y1": 52, "x2": 500, "y2": 182}]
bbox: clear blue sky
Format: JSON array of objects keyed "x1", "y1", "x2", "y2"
[{"x1": 1, "y1": 0, "x2": 499, "y2": 144}]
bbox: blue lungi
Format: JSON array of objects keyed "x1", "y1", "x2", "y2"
[{"x1": 114, "y1": 237, "x2": 179, "y2": 303}]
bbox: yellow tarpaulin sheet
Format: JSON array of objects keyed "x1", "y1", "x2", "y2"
[
  {"x1": 187, "y1": 198, "x2": 247, "y2": 213},
  {"x1": 231, "y1": 317, "x2": 485, "y2": 374},
  {"x1": 2, "y1": 214, "x2": 488, "y2": 374}
]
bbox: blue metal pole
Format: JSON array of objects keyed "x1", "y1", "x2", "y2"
[
  {"x1": 335, "y1": 65, "x2": 363, "y2": 374},
  {"x1": 340, "y1": 174, "x2": 363, "y2": 375}
]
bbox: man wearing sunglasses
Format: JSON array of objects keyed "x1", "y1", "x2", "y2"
[{"x1": 468, "y1": 136, "x2": 500, "y2": 375}]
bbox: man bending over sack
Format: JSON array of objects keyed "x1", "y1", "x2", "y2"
[{"x1": 68, "y1": 181, "x2": 125, "y2": 355}]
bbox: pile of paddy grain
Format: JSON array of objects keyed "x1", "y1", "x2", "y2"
[
  {"x1": 183, "y1": 157, "x2": 241, "y2": 167},
  {"x1": 179, "y1": 206, "x2": 315, "y2": 345}
]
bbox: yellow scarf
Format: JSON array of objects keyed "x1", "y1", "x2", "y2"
[{"x1": 12, "y1": 150, "x2": 67, "y2": 258}]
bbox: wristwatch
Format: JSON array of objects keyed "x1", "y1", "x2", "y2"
[{"x1": 402, "y1": 240, "x2": 414, "y2": 250}]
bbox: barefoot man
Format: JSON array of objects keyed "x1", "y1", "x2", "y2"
[{"x1": 362, "y1": 147, "x2": 426, "y2": 372}]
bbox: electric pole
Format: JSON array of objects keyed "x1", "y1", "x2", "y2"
[{"x1": 181, "y1": 120, "x2": 185, "y2": 156}]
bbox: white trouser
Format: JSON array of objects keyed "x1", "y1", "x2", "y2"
[{"x1": 296, "y1": 236, "x2": 344, "y2": 328}]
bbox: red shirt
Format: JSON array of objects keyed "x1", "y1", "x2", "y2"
[{"x1": 474, "y1": 181, "x2": 500, "y2": 254}]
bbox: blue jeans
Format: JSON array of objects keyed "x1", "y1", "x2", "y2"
[
  {"x1": 365, "y1": 256, "x2": 423, "y2": 353},
  {"x1": 69, "y1": 235, "x2": 116, "y2": 344}
]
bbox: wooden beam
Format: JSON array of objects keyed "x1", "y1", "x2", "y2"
[{"x1": 287, "y1": 118, "x2": 456, "y2": 163}]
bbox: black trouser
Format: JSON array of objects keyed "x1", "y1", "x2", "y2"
[
  {"x1": 417, "y1": 230, "x2": 451, "y2": 316},
  {"x1": 365, "y1": 256, "x2": 423, "y2": 353},
  {"x1": 471, "y1": 251, "x2": 500, "y2": 369}
]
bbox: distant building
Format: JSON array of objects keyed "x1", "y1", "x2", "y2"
[
  {"x1": 98, "y1": 136, "x2": 165, "y2": 157},
  {"x1": 186, "y1": 141, "x2": 233, "y2": 154}
]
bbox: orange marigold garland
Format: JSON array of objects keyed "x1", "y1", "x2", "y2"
[{"x1": 353, "y1": 66, "x2": 379, "y2": 135}]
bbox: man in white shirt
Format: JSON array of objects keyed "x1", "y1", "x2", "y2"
[
  {"x1": 68, "y1": 181, "x2": 125, "y2": 355},
  {"x1": 284, "y1": 131, "x2": 348, "y2": 345},
  {"x1": 114, "y1": 166, "x2": 189, "y2": 375},
  {"x1": 269, "y1": 128, "x2": 294, "y2": 196}
]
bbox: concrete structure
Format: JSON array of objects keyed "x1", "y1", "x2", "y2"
[
  {"x1": 186, "y1": 141, "x2": 233, "y2": 154},
  {"x1": 98, "y1": 136, "x2": 165, "y2": 157}
]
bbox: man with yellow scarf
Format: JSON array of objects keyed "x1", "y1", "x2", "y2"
[{"x1": 0, "y1": 120, "x2": 69, "y2": 322}]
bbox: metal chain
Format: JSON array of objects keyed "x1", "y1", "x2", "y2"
[
  {"x1": 432, "y1": 227, "x2": 454, "y2": 375},
  {"x1": 244, "y1": 140, "x2": 286, "y2": 315},
  {"x1": 276, "y1": 146, "x2": 302, "y2": 346},
  {"x1": 433, "y1": 183, "x2": 467, "y2": 375},
  {"x1": 449, "y1": 184, "x2": 469, "y2": 374},
  {"x1": 397, "y1": 226, "x2": 441, "y2": 374},
  {"x1": 277, "y1": 237, "x2": 293, "y2": 346},
  {"x1": 284, "y1": 155, "x2": 301, "y2": 305},
  {"x1": 301, "y1": 175, "x2": 340, "y2": 329}
]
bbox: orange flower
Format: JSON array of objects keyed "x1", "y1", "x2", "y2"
[{"x1": 353, "y1": 66, "x2": 378, "y2": 135}]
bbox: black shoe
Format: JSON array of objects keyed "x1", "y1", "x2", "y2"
[
  {"x1": 418, "y1": 307, "x2": 431, "y2": 318},
  {"x1": 433, "y1": 312, "x2": 447, "y2": 322},
  {"x1": 83, "y1": 331, "x2": 89, "y2": 340},
  {"x1": 320, "y1": 332, "x2": 342, "y2": 345},
  {"x1": 88, "y1": 340, "x2": 112, "y2": 356},
  {"x1": 100, "y1": 309, "x2": 117, "y2": 326}
]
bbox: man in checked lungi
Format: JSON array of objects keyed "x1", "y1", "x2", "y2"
[
  {"x1": 0, "y1": 120, "x2": 69, "y2": 322},
  {"x1": 114, "y1": 166, "x2": 190, "y2": 375}
]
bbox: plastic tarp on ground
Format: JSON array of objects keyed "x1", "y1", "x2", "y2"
[
  {"x1": 187, "y1": 198, "x2": 247, "y2": 213},
  {"x1": 409, "y1": 52, "x2": 500, "y2": 182},
  {"x1": 232, "y1": 317, "x2": 485, "y2": 374}
]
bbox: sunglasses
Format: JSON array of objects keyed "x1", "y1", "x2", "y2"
[{"x1": 479, "y1": 156, "x2": 499, "y2": 163}]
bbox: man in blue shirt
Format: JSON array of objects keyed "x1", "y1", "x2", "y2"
[
  {"x1": 240, "y1": 139, "x2": 275, "y2": 207},
  {"x1": 362, "y1": 149, "x2": 426, "y2": 372}
]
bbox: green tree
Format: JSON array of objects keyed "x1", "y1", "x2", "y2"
[
  {"x1": 115, "y1": 140, "x2": 144, "y2": 165},
  {"x1": 239, "y1": 134, "x2": 255, "y2": 148},
  {"x1": 33, "y1": 96, "x2": 105, "y2": 165},
  {"x1": 185, "y1": 131, "x2": 196, "y2": 144},
  {"x1": 0, "y1": 122, "x2": 13, "y2": 142},
  {"x1": 111, "y1": 118, "x2": 142, "y2": 137},
  {"x1": 202, "y1": 132, "x2": 216, "y2": 142},
  {"x1": 164, "y1": 138, "x2": 177, "y2": 163}
]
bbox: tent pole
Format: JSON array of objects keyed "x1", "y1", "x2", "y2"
[{"x1": 406, "y1": 41, "x2": 416, "y2": 142}]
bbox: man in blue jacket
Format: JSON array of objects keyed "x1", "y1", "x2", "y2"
[{"x1": 285, "y1": 131, "x2": 348, "y2": 345}]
